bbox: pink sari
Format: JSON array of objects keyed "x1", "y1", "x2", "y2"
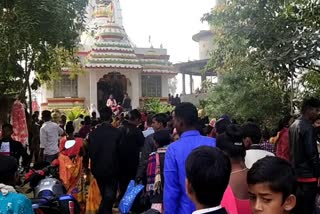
[{"x1": 221, "y1": 185, "x2": 251, "y2": 214}]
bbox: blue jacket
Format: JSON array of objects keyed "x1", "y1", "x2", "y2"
[{"x1": 164, "y1": 130, "x2": 216, "y2": 214}]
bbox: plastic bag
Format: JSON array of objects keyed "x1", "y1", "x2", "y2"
[{"x1": 119, "y1": 180, "x2": 144, "y2": 214}]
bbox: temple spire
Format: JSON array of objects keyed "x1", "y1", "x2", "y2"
[{"x1": 92, "y1": 0, "x2": 123, "y2": 26}]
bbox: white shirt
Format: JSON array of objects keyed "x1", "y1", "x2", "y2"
[
  {"x1": 73, "y1": 117, "x2": 84, "y2": 133},
  {"x1": 107, "y1": 98, "x2": 117, "y2": 107},
  {"x1": 192, "y1": 205, "x2": 222, "y2": 214},
  {"x1": 40, "y1": 121, "x2": 64, "y2": 155},
  {"x1": 142, "y1": 127, "x2": 155, "y2": 138},
  {"x1": 245, "y1": 149, "x2": 275, "y2": 169}
]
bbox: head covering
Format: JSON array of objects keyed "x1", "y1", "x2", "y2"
[{"x1": 209, "y1": 118, "x2": 216, "y2": 127}]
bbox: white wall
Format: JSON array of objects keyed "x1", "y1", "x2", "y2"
[
  {"x1": 199, "y1": 35, "x2": 214, "y2": 60},
  {"x1": 41, "y1": 85, "x2": 54, "y2": 103},
  {"x1": 41, "y1": 69, "x2": 142, "y2": 109},
  {"x1": 78, "y1": 72, "x2": 90, "y2": 108},
  {"x1": 161, "y1": 75, "x2": 170, "y2": 97}
]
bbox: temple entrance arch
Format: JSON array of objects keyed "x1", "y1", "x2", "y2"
[{"x1": 97, "y1": 72, "x2": 127, "y2": 111}]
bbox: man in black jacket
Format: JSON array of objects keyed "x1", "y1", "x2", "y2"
[
  {"x1": 135, "y1": 113, "x2": 169, "y2": 184},
  {"x1": 88, "y1": 107, "x2": 122, "y2": 214},
  {"x1": 289, "y1": 97, "x2": 320, "y2": 214},
  {"x1": 118, "y1": 109, "x2": 145, "y2": 200},
  {"x1": 0, "y1": 124, "x2": 30, "y2": 168}
]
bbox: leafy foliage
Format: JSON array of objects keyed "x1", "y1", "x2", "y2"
[
  {"x1": 66, "y1": 107, "x2": 89, "y2": 122},
  {"x1": 0, "y1": 0, "x2": 87, "y2": 111},
  {"x1": 202, "y1": 0, "x2": 320, "y2": 126},
  {"x1": 301, "y1": 71, "x2": 320, "y2": 97},
  {"x1": 143, "y1": 98, "x2": 174, "y2": 114},
  {"x1": 205, "y1": 61, "x2": 288, "y2": 127}
]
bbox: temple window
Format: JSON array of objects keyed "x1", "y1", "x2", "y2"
[
  {"x1": 141, "y1": 75, "x2": 162, "y2": 97},
  {"x1": 53, "y1": 75, "x2": 78, "y2": 98}
]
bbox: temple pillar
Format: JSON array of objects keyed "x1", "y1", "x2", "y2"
[
  {"x1": 130, "y1": 72, "x2": 140, "y2": 109},
  {"x1": 190, "y1": 74, "x2": 193, "y2": 94},
  {"x1": 201, "y1": 74, "x2": 206, "y2": 83},
  {"x1": 182, "y1": 73, "x2": 186, "y2": 94},
  {"x1": 89, "y1": 70, "x2": 97, "y2": 109}
]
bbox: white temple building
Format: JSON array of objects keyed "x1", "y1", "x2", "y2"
[{"x1": 41, "y1": 0, "x2": 176, "y2": 111}]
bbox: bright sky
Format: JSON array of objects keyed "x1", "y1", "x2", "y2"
[{"x1": 120, "y1": 0, "x2": 215, "y2": 63}]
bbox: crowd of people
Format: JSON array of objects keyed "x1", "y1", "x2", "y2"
[{"x1": 0, "y1": 96, "x2": 320, "y2": 214}]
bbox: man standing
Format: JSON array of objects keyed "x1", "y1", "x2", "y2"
[
  {"x1": 89, "y1": 107, "x2": 122, "y2": 214},
  {"x1": 106, "y1": 94, "x2": 117, "y2": 110},
  {"x1": 40, "y1": 110, "x2": 64, "y2": 163},
  {"x1": 118, "y1": 109, "x2": 145, "y2": 200},
  {"x1": 289, "y1": 97, "x2": 320, "y2": 214},
  {"x1": 142, "y1": 114, "x2": 155, "y2": 138},
  {"x1": 30, "y1": 113, "x2": 41, "y2": 164},
  {"x1": 73, "y1": 114, "x2": 84, "y2": 134},
  {"x1": 136, "y1": 113, "x2": 169, "y2": 184},
  {"x1": 164, "y1": 102, "x2": 216, "y2": 214},
  {"x1": 122, "y1": 93, "x2": 132, "y2": 112},
  {"x1": 0, "y1": 124, "x2": 30, "y2": 167}
]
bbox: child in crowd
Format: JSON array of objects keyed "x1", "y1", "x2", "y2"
[
  {"x1": 0, "y1": 156, "x2": 33, "y2": 213},
  {"x1": 185, "y1": 146, "x2": 231, "y2": 214},
  {"x1": 146, "y1": 130, "x2": 172, "y2": 213},
  {"x1": 247, "y1": 156, "x2": 297, "y2": 214}
]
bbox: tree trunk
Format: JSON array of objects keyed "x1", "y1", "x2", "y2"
[
  {"x1": 27, "y1": 78, "x2": 32, "y2": 114},
  {"x1": 290, "y1": 68, "x2": 294, "y2": 115},
  {"x1": 0, "y1": 96, "x2": 11, "y2": 126}
]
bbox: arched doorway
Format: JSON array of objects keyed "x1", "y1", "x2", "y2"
[{"x1": 97, "y1": 72, "x2": 127, "y2": 110}]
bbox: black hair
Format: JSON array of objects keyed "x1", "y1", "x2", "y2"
[
  {"x1": 186, "y1": 146, "x2": 231, "y2": 207},
  {"x1": 146, "y1": 114, "x2": 154, "y2": 126},
  {"x1": 92, "y1": 112, "x2": 97, "y2": 117},
  {"x1": 129, "y1": 109, "x2": 141, "y2": 121},
  {"x1": 174, "y1": 102, "x2": 198, "y2": 127},
  {"x1": 215, "y1": 118, "x2": 232, "y2": 135},
  {"x1": 153, "y1": 130, "x2": 171, "y2": 147},
  {"x1": 153, "y1": 113, "x2": 168, "y2": 128},
  {"x1": 216, "y1": 124, "x2": 246, "y2": 161},
  {"x1": 42, "y1": 110, "x2": 52, "y2": 121},
  {"x1": 84, "y1": 116, "x2": 91, "y2": 125},
  {"x1": 79, "y1": 114, "x2": 84, "y2": 119},
  {"x1": 247, "y1": 156, "x2": 297, "y2": 203},
  {"x1": 277, "y1": 115, "x2": 292, "y2": 132},
  {"x1": 301, "y1": 97, "x2": 320, "y2": 113},
  {"x1": 99, "y1": 107, "x2": 113, "y2": 122},
  {"x1": 32, "y1": 113, "x2": 38, "y2": 120},
  {"x1": 242, "y1": 122, "x2": 262, "y2": 145},
  {"x1": 66, "y1": 121, "x2": 75, "y2": 135},
  {"x1": 2, "y1": 123, "x2": 13, "y2": 131}
]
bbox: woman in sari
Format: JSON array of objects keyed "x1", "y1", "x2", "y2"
[{"x1": 53, "y1": 122, "x2": 84, "y2": 200}]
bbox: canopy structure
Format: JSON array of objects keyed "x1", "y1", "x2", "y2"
[{"x1": 174, "y1": 59, "x2": 216, "y2": 94}]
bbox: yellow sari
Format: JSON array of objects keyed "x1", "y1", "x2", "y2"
[
  {"x1": 58, "y1": 154, "x2": 83, "y2": 199},
  {"x1": 86, "y1": 176, "x2": 102, "y2": 214}
]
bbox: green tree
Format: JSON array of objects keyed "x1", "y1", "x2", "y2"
[
  {"x1": 203, "y1": 0, "x2": 320, "y2": 126},
  {"x1": 0, "y1": 0, "x2": 87, "y2": 114},
  {"x1": 205, "y1": 58, "x2": 288, "y2": 127}
]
